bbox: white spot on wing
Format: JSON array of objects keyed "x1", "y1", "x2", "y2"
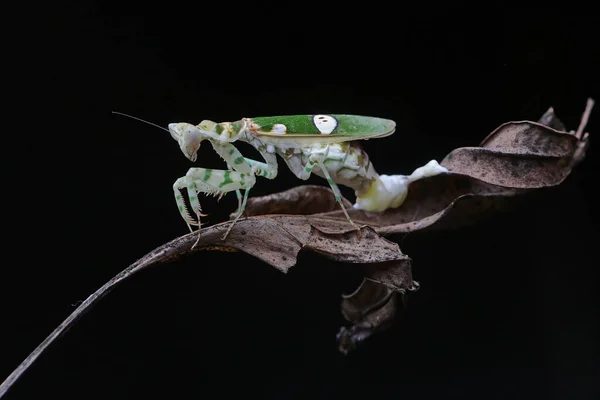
[
  {"x1": 272, "y1": 123, "x2": 287, "y2": 134},
  {"x1": 313, "y1": 114, "x2": 338, "y2": 134}
]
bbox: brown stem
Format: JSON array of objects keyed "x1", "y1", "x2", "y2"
[
  {"x1": 0, "y1": 235, "x2": 193, "y2": 398},
  {"x1": 576, "y1": 98, "x2": 595, "y2": 139}
]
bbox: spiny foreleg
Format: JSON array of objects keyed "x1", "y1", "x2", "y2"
[
  {"x1": 173, "y1": 139, "x2": 280, "y2": 244},
  {"x1": 221, "y1": 156, "x2": 278, "y2": 214},
  {"x1": 209, "y1": 141, "x2": 278, "y2": 213},
  {"x1": 173, "y1": 168, "x2": 257, "y2": 245}
]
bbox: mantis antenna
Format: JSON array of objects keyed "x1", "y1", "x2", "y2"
[
  {"x1": 111, "y1": 111, "x2": 170, "y2": 133},
  {"x1": 112, "y1": 111, "x2": 223, "y2": 138}
]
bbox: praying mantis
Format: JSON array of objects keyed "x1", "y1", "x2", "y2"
[{"x1": 165, "y1": 114, "x2": 449, "y2": 244}]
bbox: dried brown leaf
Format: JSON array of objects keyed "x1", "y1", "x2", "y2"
[
  {"x1": 338, "y1": 279, "x2": 399, "y2": 354},
  {"x1": 190, "y1": 216, "x2": 409, "y2": 272},
  {"x1": 239, "y1": 184, "x2": 353, "y2": 217},
  {"x1": 538, "y1": 106, "x2": 567, "y2": 131},
  {"x1": 443, "y1": 123, "x2": 577, "y2": 188}
]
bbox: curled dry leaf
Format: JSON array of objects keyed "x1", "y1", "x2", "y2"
[
  {"x1": 232, "y1": 99, "x2": 594, "y2": 348},
  {"x1": 0, "y1": 101, "x2": 593, "y2": 396},
  {"x1": 198, "y1": 99, "x2": 594, "y2": 351},
  {"x1": 337, "y1": 279, "x2": 400, "y2": 354}
]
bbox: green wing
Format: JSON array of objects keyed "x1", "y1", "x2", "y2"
[{"x1": 249, "y1": 114, "x2": 396, "y2": 141}]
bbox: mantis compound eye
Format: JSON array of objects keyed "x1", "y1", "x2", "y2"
[
  {"x1": 168, "y1": 123, "x2": 203, "y2": 162},
  {"x1": 181, "y1": 127, "x2": 204, "y2": 162},
  {"x1": 168, "y1": 123, "x2": 185, "y2": 142}
]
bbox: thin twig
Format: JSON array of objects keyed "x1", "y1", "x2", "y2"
[
  {"x1": 576, "y1": 98, "x2": 595, "y2": 139},
  {"x1": 0, "y1": 235, "x2": 194, "y2": 398}
]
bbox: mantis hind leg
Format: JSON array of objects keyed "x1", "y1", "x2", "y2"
[
  {"x1": 299, "y1": 149, "x2": 358, "y2": 231},
  {"x1": 292, "y1": 150, "x2": 359, "y2": 230},
  {"x1": 314, "y1": 159, "x2": 359, "y2": 230}
]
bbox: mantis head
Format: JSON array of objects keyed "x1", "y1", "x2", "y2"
[
  {"x1": 168, "y1": 122, "x2": 207, "y2": 162},
  {"x1": 168, "y1": 119, "x2": 246, "y2": 162}
]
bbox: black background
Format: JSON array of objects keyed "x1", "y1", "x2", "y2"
[{"x1": 2, "y1": 4, "x2": 598, "y2": 399}]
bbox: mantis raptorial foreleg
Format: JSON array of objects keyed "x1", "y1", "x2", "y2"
[
  {"x1": 173, "y1": 140, "x2": 280, "y2": 243},
  {"x1": 174, "y1": 168, "x2": 256, "y2": 244},
  {"x1": 223, "y1": 156, "x2": 278, "y2": 214},
  {"x1": 173, "y1": 170, "x2": 254, "y2": 222}
]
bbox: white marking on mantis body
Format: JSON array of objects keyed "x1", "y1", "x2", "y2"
[
  {"x1": 313, "y1": 114, "x2": 338, "y2": 134},
  {"x1": 267, "y1": 144, "x2": 275, "y2": 153},
  {"x1": 272, "y1": 123, "x2": 287, "y2": 134}
]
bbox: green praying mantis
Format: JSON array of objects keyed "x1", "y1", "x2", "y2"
[{"x1": 114, "y1": 113, "x2": 449, "y2": 245}]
